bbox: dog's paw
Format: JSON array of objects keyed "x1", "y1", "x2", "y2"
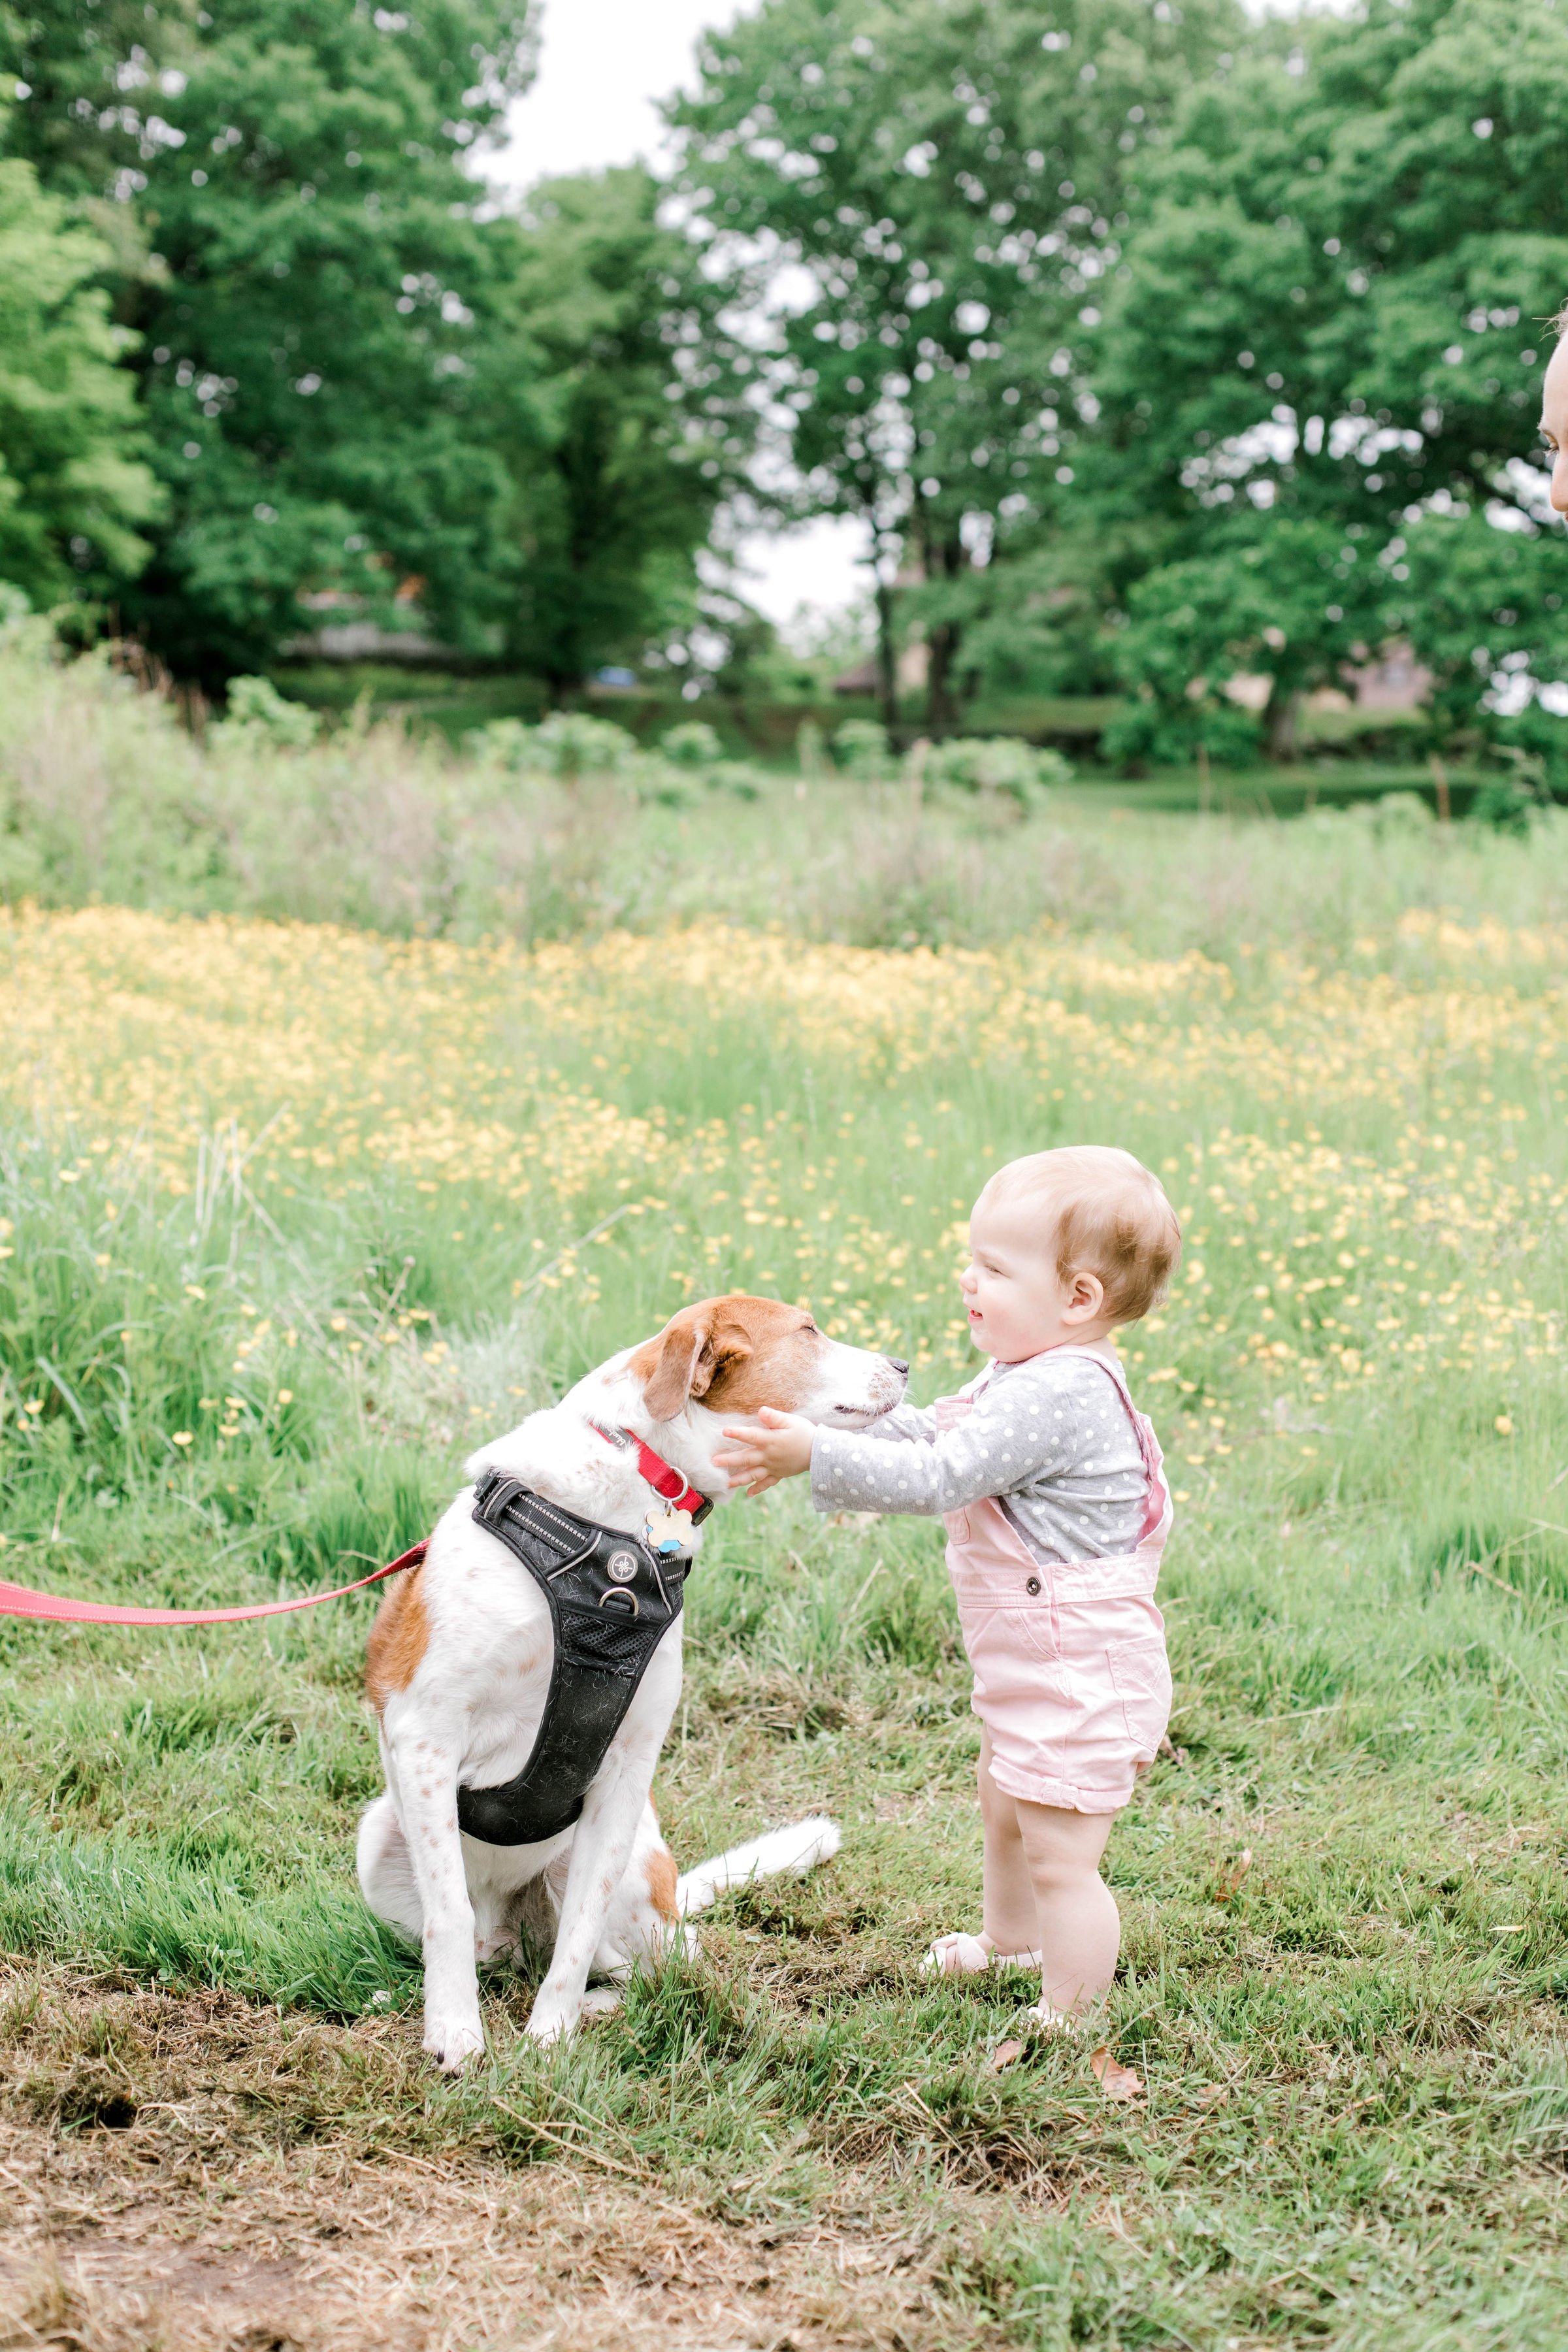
[
  {"x1": 425, "y1": 2015, "x2": 485, "y2": 2072},
  {"x1": 580, "y1": 1985, "x2": 623, "y2": 2019},
  {"x1": 523, "y1": 1994, "x2": 581, "y2": 2047}
]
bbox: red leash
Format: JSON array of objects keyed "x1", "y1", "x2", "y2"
[{"x1": 0, "y1": 1542, "x2": 426, "y2": 1627}]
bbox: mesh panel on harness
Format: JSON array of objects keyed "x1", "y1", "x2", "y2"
[{"x1": 455, "y1": 1468, "x2": 689, "y2": 1848}]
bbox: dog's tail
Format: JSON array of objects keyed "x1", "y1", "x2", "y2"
[{"x1": 676, "y1": 1815, "x2": 841, "y2": 1919}]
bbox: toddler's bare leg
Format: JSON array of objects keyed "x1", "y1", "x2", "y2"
[
  {"x1": 977, "y1": 1729, "x2": 1041, "y2": 1955},
  {"x1": 1012, "y1": 1800, "x2": 1119, "y2": 2017}
]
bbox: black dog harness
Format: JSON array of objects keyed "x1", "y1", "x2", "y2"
[{"x1": 455, "y1": 1455, "x2": 708, "y2": 1848}]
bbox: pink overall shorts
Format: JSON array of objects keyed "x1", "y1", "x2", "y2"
[{"x1": 939, "y1": 1342, "x2": 1173, "y2": 1815}]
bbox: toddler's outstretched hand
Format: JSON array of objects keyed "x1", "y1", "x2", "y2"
[{"x1": 713, "y1": 1406, "x2": 815, "y2": 1498}]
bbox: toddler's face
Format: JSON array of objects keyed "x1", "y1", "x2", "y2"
[{"x1": 960, "y1": 1189, "x2": 1107, "y2": 1362}]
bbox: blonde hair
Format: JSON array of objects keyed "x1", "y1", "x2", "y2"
[{"x1": 982, "y1": 1146, "x2": 1182, "y2": 1324}]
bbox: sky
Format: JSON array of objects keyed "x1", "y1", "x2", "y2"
[{"x1": 485, "y1": 0, "x2": 867, "y2": 630}]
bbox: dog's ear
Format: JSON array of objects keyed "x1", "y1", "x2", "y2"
[{"x1": 634, "y1": 1304, "x2": 753, "y2": 1421}]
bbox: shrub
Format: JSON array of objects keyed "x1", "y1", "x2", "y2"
[
  {"x1": 1470, "y1": 755, "x2": 1549, "y2": 836},
  {"x1": 1349, "y1": 791, "x2": 1433, "y2": 835},
  {"x1": 923, "y1": 735, "x2": 1071, "y2": 809},
  {"x1": 470, "y1": 712, "x2": 638, "y2": 782},
  {"x1": 628, "y1": 755, "x2": 701, "y2": 809},
  {"x1": 832, "y1": 719, "x2": 894, "y2": 779},
  {"x1": 212, "y1": 677, "x2": 318, "y2": 751},
  {"x1": 709, "y1": 760, "x2": 764, "y2": 801},
  {"x1": 1100, "y1": 692, "x2": 1264, "y2": 770},
  {"x1": 659, "y1": 721, "x2": 723, "y2": 768}
]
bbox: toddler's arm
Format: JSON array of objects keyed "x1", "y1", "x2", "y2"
[
  {"x1": 719, "y1": 1374, "x2": 1072, "y2": 1513},
  {"x1": 810, "y1": 1378, "x2": 1062, "y2": 1520},
  {"x1": 715, "y1": 1396, "x2": 940, "y2": 1497}
]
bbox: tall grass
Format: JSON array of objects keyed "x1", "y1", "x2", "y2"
[{"x1": 4, "y1": 623, "x2": 1568, "y2": 958}]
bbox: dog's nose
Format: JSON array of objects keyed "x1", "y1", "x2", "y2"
[{"x1": 887, "y1": 1357, "x2": 909, "y2": 1376}]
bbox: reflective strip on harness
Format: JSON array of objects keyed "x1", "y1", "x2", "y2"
[{"x1": 455, "y1": 1467, "x2": 689, "y2": 1848}]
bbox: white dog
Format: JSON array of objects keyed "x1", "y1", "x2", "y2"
[{"x1": 357, "y1": 1293, "x2": 907, "y2": 2067}]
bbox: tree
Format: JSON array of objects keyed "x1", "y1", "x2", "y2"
[
  {"x1": 1092, "y1": 0, "x2": 1568, "y2": 755},
  {"x1": 487, "y1": 169, "x2": 745, "y2": 697},
  {"x1": 7, "y1": 0, "x2": 538, "y2": 679},
  {"x1": 0, "y1": 152, "x2": 161, "y2": 606},
  {"x1": 1, "y1": 0, "x2": 191, "y2": 203},
  {"x1": 1390, "y1": 512, "x2": 1568, "y2": 760},
  {"x1": 1106, "y1": 519, "x2": 1393, "y2": 764},
  {"x1": 671, "y1": 0, "x2": 1239, "y2": 734}
]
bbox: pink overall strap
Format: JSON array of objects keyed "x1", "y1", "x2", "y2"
[
  {"x1": 0, "y1": 1543, "x2": 426, "y2": 1627},
  {"x1": 1034, "y1": 1342, "x2": 1172, "y2": 1551}
]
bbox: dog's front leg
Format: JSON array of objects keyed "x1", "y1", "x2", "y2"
[
  {"x1": 526, "y1": 1746, "x2": 657, "y2": 2045},
  {"x1": 526, "y1": 1638, "x2": 681, "y2": 2047},
  {"x1": 384, "y1": 1729, "x2": 485, "y2": 2072}
]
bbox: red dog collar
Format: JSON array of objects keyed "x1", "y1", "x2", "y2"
[{"x1": 588, "y1": 1421, "x2": 714, "y2": 1524}]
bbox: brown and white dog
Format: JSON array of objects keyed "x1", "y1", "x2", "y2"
[{"x1": 356, "y1": 1294, "x2": 907, "y2": 2067}]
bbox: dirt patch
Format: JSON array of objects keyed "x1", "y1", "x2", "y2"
[{"x1": 0, "y1": 1970, "x2": 982, "y2": 2352}]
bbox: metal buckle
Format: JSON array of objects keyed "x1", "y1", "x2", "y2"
[{"x1": 473, "y1": 1467, "x2": 523, "y2": 1520}]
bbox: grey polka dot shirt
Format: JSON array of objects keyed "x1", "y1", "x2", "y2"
[{"x1": 809, "y1": 1352, "x2": 1149, "y2": 1568}]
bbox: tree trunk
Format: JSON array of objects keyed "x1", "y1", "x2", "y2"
[
  {"x1": 874, "y1": 573, "x2": 898, "y2": 739},
  {"x1": 1265, "y1": 682, "x2": 1301, "y2": 761},
  {"x1": 926, "y1": 617, "x2": 961, "y2": 736},
  {"x1": 924, "y1": 530, "x2": 967, "y2": 737}
]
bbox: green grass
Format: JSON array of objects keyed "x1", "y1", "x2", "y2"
[
  {"x1": 2, "y1": 702, "x2": 1568, "y2": 2339},
  {"x1": 6, "y1": 623, "x2": 1555, "y2": 959}
]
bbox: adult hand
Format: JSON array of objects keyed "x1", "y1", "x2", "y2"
[{"x1": 713, "y1": 1406, "x2": 815, "y2": 1497}]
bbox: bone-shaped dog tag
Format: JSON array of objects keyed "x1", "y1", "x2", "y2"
[{"x1": 642, "y1": 1503, "x2": 692, "y2": 1556}]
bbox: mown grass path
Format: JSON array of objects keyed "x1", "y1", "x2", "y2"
[{"x1": 0, "y1": 902, "x2": 1565, "y2": 2349}]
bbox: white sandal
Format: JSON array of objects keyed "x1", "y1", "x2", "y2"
[{"x1": 921, "y1": 1931, "x2": 1044, "y2": 1977}]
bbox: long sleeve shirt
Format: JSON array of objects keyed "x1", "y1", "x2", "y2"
[{"x1": 809, "y1": 1350, "x2": 1148, "y2": 1569}]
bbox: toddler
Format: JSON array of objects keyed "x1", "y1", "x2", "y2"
[{"x1": 714, "y1": 1145, "x2": 1180, "y2": 2027}]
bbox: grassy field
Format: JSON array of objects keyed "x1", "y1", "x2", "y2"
[
  {"x1": 0, "y1": 864, "x2": 1565, "y2": 2351},
  {"x1": 1, "y1": 627, "x2": 1529, "y2": 959}
]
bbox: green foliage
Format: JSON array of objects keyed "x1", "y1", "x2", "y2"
[
  {"x1": 493, "y1": 171, "x2": 747, "y2": 693},
  {"x1": 5, "y1": 0, "x2": 747, "y2": 694},
  {"x1": 659, "y1": 722, "x2": 723, "y2": 769},
  {"x1": 101, "y1": 0, "x2": 536, "y2": 681},
  {"x1": 1090, "y1": 0, "x2": 1568, "y2": 762},
  {"x1": 923, "y1": 735, "x2": 1070, "y2": 808},
  {"x1": 8, "y1": 629, "x2": 1568, "y2": 953},
  {"x1": 707, "y1": 760, "x2": 763, "y2": 802},
  {"x1": 1356, "y1": 789, "x2": 1435, "y2": 836},
  {"x1": 1105, "y1": 521, "x2": 1392, "y2": 762},
  {"x1": 0, "y1": 158, "x2": 162, "y2": 606},
  {"x1": 522, "y1": 713, "x2": 636, "y2": 781},
  {"x1": 212, "y1": 674, "x2": 318, "y2": 750},
  {"x1": 1100, "y1": 0, "x2": 1568, "y2": 546},
  {"x1": 0, "y1": 0, "x2": 195, "y2": 200},
  {"x1": 1389, "y1": 511, "x2": 1568, "y2": 747},
  {"x1": 1469, "y1": 753, "x2": 1551, "y2": 834},
  {"x1": 830, "y1": 719, "x2": 893, "y2": 780},
  {"x1": 670, "y1": 0, "x2": 1239, "y2": 728},
  {"x1": 472, "y1": 711, "x2": 637, "y2": 781},
  {"x1": 9, "y1": 0, "x2": 1568, "y2": 757}
]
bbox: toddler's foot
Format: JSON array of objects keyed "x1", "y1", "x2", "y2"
[
  {"x1": 1021, "y1": 1997, "x2": 1090, "y2": 2039},
  {"x1": 921, "y1": 1930, "x2": 1044, "y2": 1977}
]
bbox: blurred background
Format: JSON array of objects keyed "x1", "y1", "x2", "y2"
[{"x1": 3, "y1": 0, "x2": 1565, "y2": 796}]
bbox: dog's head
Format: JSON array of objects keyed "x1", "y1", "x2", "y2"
[{"x1": 629, "y1": 1294, "x2": 907, "y2": 1432}]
